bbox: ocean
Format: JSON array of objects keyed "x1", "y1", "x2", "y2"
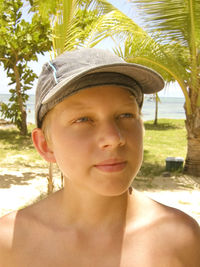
[{"x1": 0, "y1": 94, "x2": 185, "y2": 124}]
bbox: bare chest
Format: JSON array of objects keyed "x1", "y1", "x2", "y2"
[{"x1": 10, "y1": 233, "x2": 183, "y2": 267}]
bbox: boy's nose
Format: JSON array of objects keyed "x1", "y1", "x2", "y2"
[{"x1": 98, "y1": 121, "x2": 126, "y2": 150}]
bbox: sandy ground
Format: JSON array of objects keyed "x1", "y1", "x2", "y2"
[{"x1": 0, "y1": 166, "x2": 200, "y2": 224}]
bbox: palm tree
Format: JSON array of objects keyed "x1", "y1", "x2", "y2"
[{"x1": 118, "y1": 0, "x2": 200, "y2": 176}]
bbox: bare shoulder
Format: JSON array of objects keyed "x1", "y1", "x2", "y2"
[
  {"x1": 0, "y1": 192, "x2": 61, "y2": 266},
  {"x1": 132, "y1": 190, "x2": 200, "y2": 265},
  {"x1": 0, "y1": 211, "x2": 18, "y2": 265},
  {"x1": 148, "y1": 194, "x2": 200, "y2": 264},
  {"x1": 152, "y1": 196, "x2": 200, "y2": 237},
  {"x1": 135, "y1": 190, "x2": 200, "y2": 232}
]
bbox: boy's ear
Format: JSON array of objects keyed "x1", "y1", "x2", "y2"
[{"x1": 32, "y1": 128, "x2": 56, "y2": 163}]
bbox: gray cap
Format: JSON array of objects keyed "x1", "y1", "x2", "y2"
[{"x1": 35, "y1": 48, "x2": 164, "y2": 128}]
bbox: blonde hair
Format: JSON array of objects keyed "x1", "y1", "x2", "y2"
[{"x1": 41, "y1": 108, "x2": 54, "y2": 146}]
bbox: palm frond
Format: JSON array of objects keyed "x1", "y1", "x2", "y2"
[
  {"x1": 85, "y1": 9, "x2": 146, "y2": 47},
  {"x1": 129, "y1": 0, "x2": 200, "y2": 45},
  {"x1": 32, "y1": 0, "x2": 123, "y2": 55},
  {"x1": 80, "y1": 0, "x2": 117, "y2": 14},
  {"x1": 129, "y1": 0, "x2": 200, "y2": 102},
  {"x1": 113, "y1": 32, "x2": 192, "y2": 113},
  {"x1": 53, "y1": 0, "x2": 81, "y2": 54}
]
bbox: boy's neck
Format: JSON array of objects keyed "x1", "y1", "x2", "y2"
[{"x1": 57, "y1": 183, "x2": 134, "y2": 230}]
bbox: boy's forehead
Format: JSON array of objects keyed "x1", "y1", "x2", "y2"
[{"x1": 54, "y1": 85, "x2": 138, "y2": 110}]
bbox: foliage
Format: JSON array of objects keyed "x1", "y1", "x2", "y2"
[
  {"x1": 131, "y1": 0, "x2": 200, "y2": 46},
  {"x1": 128, "y1": 0, "x2": 200, "y2": 108},
  {"x1": 28, "y1": 0, "x2": 119, "y2": 55},
  {"x1": 0, "y1": 0, "x2": 52, "y2": 135},
  {"x1": 85, "y1": 8, "x2": 146, "y2": 48},
  {"x1": 75, "y1": 8, "x2": 99, "y2": 44},
  {"x1": 114, "y1": 31, "x2": 193, "y2": 112},
  {"x1": 28, "y1": 0, "x2": 147, "y2": 56},
  {"x1": 0, "y1": 65, "x2": 37, "y2": 131}
]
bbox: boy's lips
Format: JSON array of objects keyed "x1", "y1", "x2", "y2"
[{"x1": 94, "y1": 159, "x2": 127, "y2": 172}]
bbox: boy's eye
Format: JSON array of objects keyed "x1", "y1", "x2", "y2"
[
  {"x1": 118, "y1": 113, "x2": 135, "y2": 119},
  {"x1": 74, "y1": 117, "x2": 91, "y2": 123}
]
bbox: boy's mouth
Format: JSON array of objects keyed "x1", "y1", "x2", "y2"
[{"x1": 94, "y1": 159, "x2": 127, "y2": 172}]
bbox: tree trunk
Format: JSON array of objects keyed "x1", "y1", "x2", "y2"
[
  {"x1": 48, "y1": 162, "x2": 54, "y2": 194},
  {"x1": 184, "y1": 96, "x2": 200, "y2": 177},
  {"x1": 154, "y1": 94, "x2": 158, "y2": 125},
  {"x1": 14, "y1": 64, "x2": 27, "y2": 135}
]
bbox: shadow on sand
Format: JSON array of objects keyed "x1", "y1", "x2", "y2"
[{"x1": 0, "y1": 171, "x2": 48, "y2": 189}]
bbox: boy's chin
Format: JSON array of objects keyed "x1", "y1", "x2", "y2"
[{"x1": 91, "y1": 184, "x2": 133, "y2": 197}]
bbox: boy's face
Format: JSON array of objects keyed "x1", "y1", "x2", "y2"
[{"x1": 45, "y1": 85, "x2": 143, "y2": 196}]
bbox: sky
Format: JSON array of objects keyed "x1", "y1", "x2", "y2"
[{"x1": 0, "y1": 0, "x2": 184, "y2": 98}]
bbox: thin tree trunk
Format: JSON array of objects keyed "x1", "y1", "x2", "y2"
[
  {"x1": 184, "y1": 94, "x2": 200, "y2": 176},
  {"x1": 48, "y1": 162, "x2": 54, "y2": 194},
  {"x1": 154, "y1": 94, "x2": 158, "y2": 125},
  {"x1": 13, "y1": 64, "x2": 27, "y2": 135}
]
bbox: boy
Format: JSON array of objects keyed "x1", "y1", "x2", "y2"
[{"x1": 0, "y1": 48, "x2": 199, "y2": 266}]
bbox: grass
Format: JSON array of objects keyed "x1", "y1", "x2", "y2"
[
  {"x1": 0, "y1": 119, "x2": 187, "y2": 177},
  {"x1": 140, "y1": 119, "x2": 187, "y2": 176},
  {"x1": 0, "y1": 124, "x2": 47, "y2": 169}
]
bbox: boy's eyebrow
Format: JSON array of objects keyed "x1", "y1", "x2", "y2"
[
  {"x1": 57, "y1": 94, "x2": 138, "y2": 113},
  {"x1": 63, "y1": 101, "x2": 95, "y2": 110},
  {"x1": 65, "y1": 100, "x2": 138, "y2": 110},
  {"x1": 57, "y1": 102, "x2": 95, "y2": 117}
]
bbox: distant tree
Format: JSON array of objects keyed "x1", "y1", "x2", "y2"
[
  {"x1": 0, "y1": 0, "x2": 52, "y2": 135},
  {"x1": 153, "y1": 93, "x2": 160, "y2": 125}
]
